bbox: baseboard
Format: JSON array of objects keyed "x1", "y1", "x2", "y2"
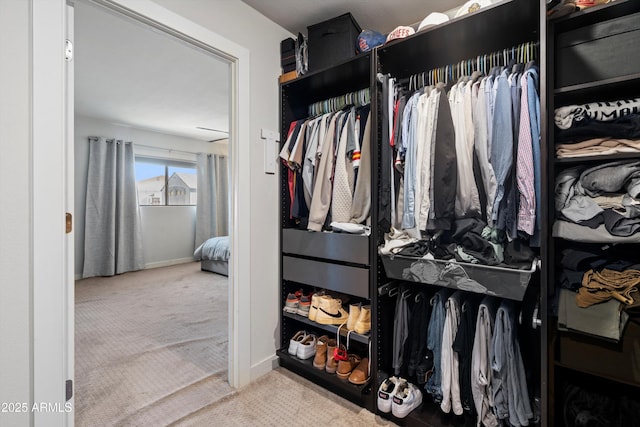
[
  {"x1": 75, "y1": 257, "x2": 196, "y2": 279},
  {"x1": 144, "y1": 257, "x2": 196, "y2": 270},
  {"x1": 250, "y1": 354, "x2": 278, "y2": 382}
]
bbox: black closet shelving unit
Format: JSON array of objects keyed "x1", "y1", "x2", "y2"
[
  {"x1": 373, "y1": 0, "x2": 545, "y2": 426},
  {"x1": 278, "y1": 51, "x2": 379, "y2": 412},
  {"x1": 546, "y1": 1, "x2": 640, "y2": 424}
]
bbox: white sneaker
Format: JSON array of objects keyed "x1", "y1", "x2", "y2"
[
  {"x1": 287, "y1": 330, "x2": 307, "y2": 356},
  {"x1": 377, "y1": 376, "x2": 402, "y2": 413},
  {"x1": 392, "y1": 381, "x2": 422, "y2": 418},
  {"x1": 296, "y1": 334, "x2": 317, "y2": 360}
]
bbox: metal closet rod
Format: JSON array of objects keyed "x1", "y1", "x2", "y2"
[{"x1": 401, "y1": 40, "x2": 539, "y2": 89}]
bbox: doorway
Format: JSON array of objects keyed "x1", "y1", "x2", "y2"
[{"x1": 68, "y1": 0, "x2": 247, "y2": 424}]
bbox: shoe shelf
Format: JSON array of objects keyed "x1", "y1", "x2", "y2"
[
  {"x1": 380, "y1": 255, "x2": 538, "y2": 301},
  {"x1": 282, "y1": 311, "x2": 370, "y2": 345},
  {"x1": 276, "y1": 349, "x2": 372, "y2": 408},
  {"x1": 381, "y1": 401, "x2": 476, "y2": 427}
]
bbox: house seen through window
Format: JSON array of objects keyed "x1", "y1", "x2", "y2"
[{"x1": 135, "y1": 157, "x2": 197, "y2": 206}]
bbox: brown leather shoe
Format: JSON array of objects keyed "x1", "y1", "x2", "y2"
[
  {"x1": 337, "y1": 353, "x2": 362, "y2": 380},
  {"x1": 312, "y1": 335, "x2": 329, "y2": 369},
  {"x1": 324, "y1": 339, "x2": 339, "y2": 374},
  {"x1": 348, "y1": 357, "x2": 370, "y2": 385}
]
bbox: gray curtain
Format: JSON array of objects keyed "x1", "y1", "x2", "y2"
[
  {"x1": 195, "y1": 153, "x2": 229, "y2": 249},
  {"x1": 83, "y1": 137, "x2": 145, "y2": 278}
]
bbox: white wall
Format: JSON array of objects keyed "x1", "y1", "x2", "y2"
[
  {"x1": 139, "y1": 206, "x2": 196, "y2": 268},
  {"x1": 0, "y1": 1, "x2": 33, "y2": 425},
  {"x1": 75, "y1": 115, "x2": 224, "y2": 276},
  {"x1": 151, "y1": 0, "x2": 292, "y2": 379},
  {"x1": 0, "y1": 0, "x2": 290, "y2": 417}
]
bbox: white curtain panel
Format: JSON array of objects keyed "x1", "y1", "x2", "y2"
[
  {"x1": 82, "y1": 137, "x2": 145, "y2": 278},
  {"x1": 195, "y1": 153, "x2": 229, "y2": 249}
]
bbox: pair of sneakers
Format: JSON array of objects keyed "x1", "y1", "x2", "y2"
[
  {"x1": 287, "y1": 330, "x2": 317, "y2": 360},
  {"x1": 310, "y1": 292, "x2": 349, "y2": 325},
  {"x1": 377, "y1": 376, "x2": 423, "y2": 418},
  {"x1": 283, "y1": 289, "x2": 312, "y2": 317}
]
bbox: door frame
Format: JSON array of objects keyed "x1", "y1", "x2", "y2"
[{"x1": 32, "y1": 1, "x2": 251, "y2": 424}]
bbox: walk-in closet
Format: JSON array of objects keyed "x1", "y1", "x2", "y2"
[{"x1": 277, "y1": 0, "x2": 640, "y2": 425}]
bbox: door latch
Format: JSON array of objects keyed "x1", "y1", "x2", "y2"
[{"x1": 66, "y1": 213, "x2": 72, "y2": 233}]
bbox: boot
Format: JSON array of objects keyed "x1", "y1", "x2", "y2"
[
  {"x1": 346, "y1": 303, "x2": 361, "y2": 331},
  {"x1": 312, "y1": 335, "x2": 329, "y2": 369},
  {"x1": 325, "y1": 339, "x2": 339, "y2": 374},
  {"x1": 354, "y1": 305, "x2": 371, "y2": 334}
]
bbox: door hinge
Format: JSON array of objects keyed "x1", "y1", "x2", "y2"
[
  {"x1": 66, "y1": 379, "x2": 73, "y2": 401},
  {"x1": 65, "y1": 212, "x2": 72, "y2": 233},
  {"x1": 65, "y1": 39, "x2": 73, "y2": 62}
]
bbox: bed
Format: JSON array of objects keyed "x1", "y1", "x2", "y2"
[{"x1": 194, "y1": 236, "x2": 230, "y2": 276}]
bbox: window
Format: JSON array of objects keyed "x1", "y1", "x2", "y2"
[{"x1": 135, "y1": 157, "x2": 197, "y2": 206}]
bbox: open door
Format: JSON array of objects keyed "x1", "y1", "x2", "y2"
[{"x1": 64, "y1": 2, "x2": 76, "y2": 423}]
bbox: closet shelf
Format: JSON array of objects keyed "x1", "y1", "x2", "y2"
[
  {"x1": 276, "y1": 349, "x2": 372, "y2": 407},
  {"x1": 282, "y1": 312, "x2": 370, "y2": 345},
  {"x1": 280, "y1": 53, "x2": 371, "y2": 103},
  {"x1": 378, "y1": 0, "x2": 538, "y2": 79},
  {"x1": 381, "y1": 400, "x2": 476, "y2": 427},
  {"x1": 554, "y1": 362, "x2": 640, "y2": 390},
  {"x1": 555, "y1": 151, "x2": 640, "y2": 164},
  {"x1": 555, "y1": 322, "x2": 640, "y2": 389},
  {"x1": 551, "y1": 0, "x2": 638, "y2": 32},
  {"x1": 380, "y1": 255, "x2": 537, "y2": 301},
  {"x1": 554, "y1": 73, "x2": 640, "y2": 103}
]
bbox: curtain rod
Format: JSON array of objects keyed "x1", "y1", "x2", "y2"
[
  {"x1": 134, "y1": 143, "x2": 226, "y2": 158},
  {"x1": 88, "y1": 137, "x2": 227, "y2": 158},
  {"x1": 134, "y1": 143, "x2": 200, "y2": 156}
]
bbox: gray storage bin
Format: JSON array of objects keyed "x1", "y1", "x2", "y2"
[{"x1": 381, "y1": 254, "x2": 538, "y2": 301}]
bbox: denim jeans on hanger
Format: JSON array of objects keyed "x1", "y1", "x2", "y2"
[
  {"x1": 425, "y1": 288, "x2": 453, "y2": 402},
  {"x1": 492, "y1": 300, "x2": 532, "y2": 426}
]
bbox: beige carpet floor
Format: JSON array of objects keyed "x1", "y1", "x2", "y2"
[
  {"x1": 76, "y1": 262, "x2": 397, "y2": 427},
  {"x1": 75, "y1": 262, "x2": 232, "y2": 426}
]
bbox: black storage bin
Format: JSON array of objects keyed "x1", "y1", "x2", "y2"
[
  {"x1": 556, "y1": 11, "x2": 640, "y2": 88},
  {"x1": 307, "y1": 13, "x2": 361, "y2": 72}
]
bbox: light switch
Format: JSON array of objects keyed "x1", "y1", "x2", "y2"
[{"x1": 261, "y1": 128, "x2": 280, "y2": 175}]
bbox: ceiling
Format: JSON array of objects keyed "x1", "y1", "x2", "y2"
[
  {"x1": 240, "y1": 0, "x2": 465, "y2": 36},
  {"x1": 74, "y1": 0, "x2": 468, "y2": 143},
  {"x1": 74, "y1": 1, "x2": 231, "y2": 142}
]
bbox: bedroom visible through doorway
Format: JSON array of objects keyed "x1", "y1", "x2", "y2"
[{"x1": 72, "y1": 0, "x2": 233, "y2": 424}]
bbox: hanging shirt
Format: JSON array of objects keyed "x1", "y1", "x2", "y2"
[
  {"x1": 401, "y1": 92, "x2": 421, "y2": 229},
  {"x1": 490, "y1": 69, "x2": 514, "y2": 229},
  {"x1": 332, "y1": 109, "x2": 357, "y2": 223},
  {"x1": 308, "y1": 113, "x2": 341, "y2": 231},
  {"x1": 473, "y1": 79, "x2": 498, "y2": 227},
  {"x1": 450, "y1": 80, "x2": 481, "y2": 218},
  {"x1": 516, "y1": 71, "x2": 536, "y2": 236}
]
